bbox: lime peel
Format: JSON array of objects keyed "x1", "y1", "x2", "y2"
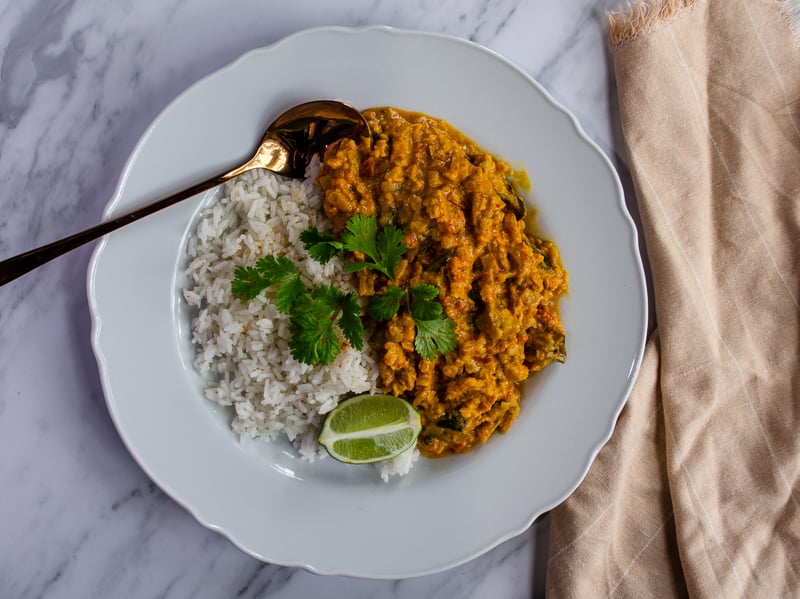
[{"x1": 318, "y1": 393, "x2": 421, "y2": 464}]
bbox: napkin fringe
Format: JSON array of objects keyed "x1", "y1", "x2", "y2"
[
  {"x1": 610, "y1": 0, "x2": 800, "y2": 45},
  {"x1": 608, "y1": 0, "x2": 702, "y2": 46},
  {"x1": 777, "y1": 0, "x2": 800, "y2": 39}
]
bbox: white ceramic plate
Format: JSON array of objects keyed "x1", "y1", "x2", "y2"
[{"x1": 88, "y1": 26, "x2": 647, "y2": 579}]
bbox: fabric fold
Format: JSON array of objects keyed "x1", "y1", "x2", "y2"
[{"x1": 546, "y1": 1, "x2": 800, "y2": 597}]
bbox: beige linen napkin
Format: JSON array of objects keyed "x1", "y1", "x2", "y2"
[{"x1": 545, "y1": 1, "x2": 800, "y2": 597}]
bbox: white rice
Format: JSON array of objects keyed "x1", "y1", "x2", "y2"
[{"x1": 183, "y1": 165, "x2": 418, "y2": 481}]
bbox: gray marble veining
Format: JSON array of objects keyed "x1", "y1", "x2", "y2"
[{"x1": 0, "y1": 1, "x2": 629, "y2": 597}]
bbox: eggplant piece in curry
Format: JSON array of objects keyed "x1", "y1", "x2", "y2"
[{"x1": 317, "y1": 107, "x2": 567, "y2": 458}]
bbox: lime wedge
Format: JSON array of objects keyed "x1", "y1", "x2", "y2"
[{"x1": 318, "y1": 393, "x2": 422, "y2": 464}]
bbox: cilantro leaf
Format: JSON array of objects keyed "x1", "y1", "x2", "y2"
[
  {"x1": 289, "y1": 287, "x2": 345, "y2": 365},
  {"x1": 255, "y1": 255, "x2": 298, "y2": 284},
  {"x1": 367, "y1": 286, "x2": 406, "y2": 321},
  {"x1": 289, "y1": 307, "x2": 341, "y2": 366},
  {"x1": 409, "y1": 283, "x2": 443, "y2": 321},
  {"x1": 414, "y1": 317, "x2": 457, "y2": 361},
  {"x1": 408, "y1": 284, "x2": 455, "y2": 359},
  {"x1": 300, "y1": 227, "x2": 343, "y2": 264},
  {"x1": 230, "y1": 265, "x2": 269, "y2": 301},
  {"x1": 411, "y1": 299, "x2": 443, "y2": 322},
  {"x1": 375, "y1": 224, "x2": 406, "y2": 280},
  {"x1": 310, "y1": 286, "x2": 364, "y2": 352},
  {"x1": 289, "y1": 286, "x2": 365, "y2": 363},
  {"x1": 310, "y1": 284, "x2": 345, "y2": 309},
  {"x1": 344, "y1": 261, "x2": 379, "y2": 274},
  {"x1": 274, "y1": 273, "x2": 306, "y2": 314},
  {"x1": 341, "y1": 214, "x2": 406, "y2": 279},
  {"x1": 231, "y1": 256, "x2": 298, "y2": 302},
  {"x1": 289, "y1": 286, "x2": 343, "y2": 327},
  {"x1": 409, "y1": 283, "x2": 439, "y2": 302},
  {"x1": 338, "y1": 293, "x2": 364, "y2": 350},
  {"x1": 342, "y1": 214, "x2": 379, "y2": 263}
]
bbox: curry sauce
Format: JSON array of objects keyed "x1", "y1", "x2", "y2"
[{"x1": 317, "y1": 107, "x2": 567, "y2": 458}]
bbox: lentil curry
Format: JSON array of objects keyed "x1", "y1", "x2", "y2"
[{"x1": 317, "y1": 107, "x2": 567, "y2": 458}]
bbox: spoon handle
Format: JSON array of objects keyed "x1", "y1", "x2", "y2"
[{"x1": 0, "y1": 172, "x2": 230, "y2": 286}]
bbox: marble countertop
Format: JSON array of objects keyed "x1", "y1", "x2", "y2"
[{"x1": 0, "y1": 1, "x2": 636, "y2": 597}]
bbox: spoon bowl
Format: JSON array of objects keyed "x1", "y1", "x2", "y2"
[
  {"x1": 0, "y1": 100, "x2": 368, "y2": 286},
  {"x1": 227, "y1": 100, "x2": 369, "y2": 179}
]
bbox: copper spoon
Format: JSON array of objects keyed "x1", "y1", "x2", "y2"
[{"x1": 0, "y1": 100, "x2": 368, "y2": 286}]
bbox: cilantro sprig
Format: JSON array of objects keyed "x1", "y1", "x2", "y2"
[
  {"x1": 231, "y1": 256, "x2": 305, "y2": 312},
  {"x1": 367, "y1": 282, "x2": 457, "y2": 360},
  {"x1": 288, "y1": 285, "x2": 364, "y2": 365},
  {"x1": 231, "y1": 257, "x2": 362, "y2": 366},
  {"x1": 301, "y1": 214, "x2": 406, "y2": 279},
  {"x1": 232, "y1": 214, "x2": 456, "y2": 366}
]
